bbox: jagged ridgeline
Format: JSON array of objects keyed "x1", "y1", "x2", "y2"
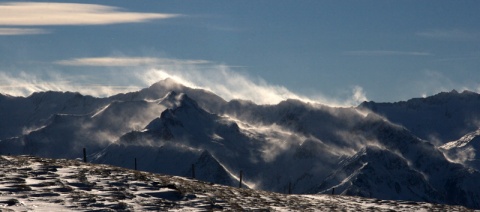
[{"x1": 2, "y1": 78, "x2": 480, "y2": 209}]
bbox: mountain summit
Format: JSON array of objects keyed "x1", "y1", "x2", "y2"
[{"x1": 110, "y1": 78, "x2": 227, "y2": 112}]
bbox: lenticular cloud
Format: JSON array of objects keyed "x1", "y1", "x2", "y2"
[{"x1": 0, "y1": 2, "x2": 179, "y2": 26}]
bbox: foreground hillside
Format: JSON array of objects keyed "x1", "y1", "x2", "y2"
[{"x1": 0, "y1": 155, "x2": 472, "y2": 211}]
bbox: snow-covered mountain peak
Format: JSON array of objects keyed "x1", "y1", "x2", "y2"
[
  {"x1": 160, "y1": 90, "x2": 179, "y2": 101},
  {"x1": 110, "y1": 78, "x2": 226, "y2": 113},
  {"x1": 141, "y1": 93, "x2": 216, "y2": 141},
  {"x1": 148, "y1": 77, "x2": 184, "y2": 90},
  {"x1": 441, "y1": 129, "x2": 480, "y2": 150},
  {"x1": 157, "y1": 92, "x2": 206, "y2": 119},
  {"x1": 440, "y1": 129, "x2": 480, "y2": 170},
  {"x1": 175, "y1": 93, "x2": 200, "y2": 109},
  {"x1": 157, "y1": 90, "x2": 193, "y2": 108}
]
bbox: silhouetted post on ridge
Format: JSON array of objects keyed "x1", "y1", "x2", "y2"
[
  {"x1": 134, "y1": 158, "x2": 137, "y2": 170},
  {"x1": 239, "y1": 170, "x2": 243, "y2": 188},
  {"x1": 191, "y1": 164, "x2": 195, "y2": 179},
  {"x1": 332, "y1": 187, "x2": 335, "y2": 195},
  {"x1": 288, "y1": 182, "x2": 292, "y2": 194},
  {"x1": 83, "y1": 148, "x2": 87, "y2": 163}
]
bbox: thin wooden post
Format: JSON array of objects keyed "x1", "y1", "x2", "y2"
[
  {"x1": 288, "y1": 182, "x2": 292, "y2": 194},
  {"x1": 191, "y1": 164, "x2": 195, "y2": 179},
  {"x1": 134, "y1": 158, "x2": 137, "y2": 170},
  {"x1": 239, "y1": 170, "x2": 243, "y2": 188},
  {"x1": 83, "y1": 148, "x2": 87, "y2": 163},
  {"x1": 332, "y1": 187, "x2": 335, "y2": 195}
]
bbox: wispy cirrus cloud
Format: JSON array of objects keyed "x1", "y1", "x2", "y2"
[
  {"x1": 343, "y1": 50, "x2": 432, "y2": 56},
  {"x1": 416, "y1": 29, "x2": 480, "y2": 40},
  {"x1": 55, "y1": 57, "x2": 211, "y2": 67},
  {"x1": 0, "y1": 27, "x2": 50, "y2": 35},
  {"x1": 0, "y1": 2, "x2": 180, "y2": 26}
]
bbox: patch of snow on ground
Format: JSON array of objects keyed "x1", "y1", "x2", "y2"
[{"x1": 0, "y1": 155, "x2": 474, "y2": 211}]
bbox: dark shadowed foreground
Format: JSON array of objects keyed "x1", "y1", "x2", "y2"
[{"x1": 0, "y1": 155, "x2": 472, "y2": 211}]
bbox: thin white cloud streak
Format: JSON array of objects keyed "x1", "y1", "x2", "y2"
[
  {"x1": 434, "y1": 56, "x2": 480, "y2": 62},
  {"x1": 343, "y1": 50, "x2": 432, "y2": 56},
  {"x1": 0, "y1": 2, "x2": 179, "y2": 26},
  {"x1": 55, "y1": 57, "x2": 210, "y2": 67},
  {"x1": 416, "y1": 29, "x2": 480, "y2": 40},
  {"x1": 0, "y1": 27, "x2": 50, "y2": 35}
]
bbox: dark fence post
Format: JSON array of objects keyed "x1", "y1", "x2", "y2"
[
  {"x1": 288, "y1": 182, "x2": 292, "y2": 194},
  {"x1": 135, "y1": 158, "x2": 137, "y2": 170},
  {"x1": 191, "y1": 164, "x2": 195, "y2": 179},
  {"x1": 332, "y1": 187, "x2": 335, "y2": 195},
  {"x1": 83, "y1": 148, "x2": 87, "y2": 163},
  {"x1": 239, "y1": 170, "x2": 243, "y2": 188}
]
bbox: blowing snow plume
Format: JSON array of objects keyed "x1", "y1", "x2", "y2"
[
  {"x1": 1, "y1": 56, "x2": 368, "y2": 106},
  {"x1": 136, "y1": 62, "x2": 368, "y2": 106}
]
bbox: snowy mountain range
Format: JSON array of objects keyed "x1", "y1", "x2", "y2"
[{"x1": 1, "y1": 78, "x2": 480, "y2": 209}]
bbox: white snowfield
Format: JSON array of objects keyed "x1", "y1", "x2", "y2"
[{"x1": 0, "y1": 155, "x2": 473, "y2": 211}]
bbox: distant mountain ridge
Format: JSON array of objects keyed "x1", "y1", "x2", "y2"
[
  {"x1": 358, "y1": 90, "x2": 480, "y2": 143},
  {"x1": 2, "y1": 79, "x2": 480, "y2": 209}
]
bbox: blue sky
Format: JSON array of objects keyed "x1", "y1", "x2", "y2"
[{"x1": 0, "y1": 1, "x2": 479, "y2": 105}]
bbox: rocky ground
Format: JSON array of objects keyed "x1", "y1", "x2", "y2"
[{"x1": 0, "y1": 155, "x2": 474, "y2": 211}]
